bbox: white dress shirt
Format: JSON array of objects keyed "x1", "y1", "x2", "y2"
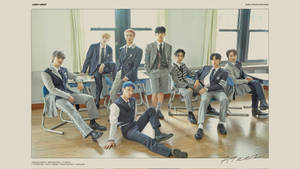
[
  {"x1": 156, "y1": 41, "x2": 164, "y2": 50},
  {"x1": 203, "y1": 67, "x2": 220, "y2": 87}
]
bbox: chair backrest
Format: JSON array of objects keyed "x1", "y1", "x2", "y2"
[
  {"x1": 42, "y1": 86, "x2": 49, "y2": 97},
  {"x1": 104, "y1": 76, "x2": 113, "y2": 87},
  {"x1": 226, "y1": 76, "x2": 234, "y2": 87}
]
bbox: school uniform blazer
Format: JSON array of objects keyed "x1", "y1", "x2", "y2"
[
  {"x1": 195, "y1": 65, "x2": 228, "y2": 92},
  {"x1": 41, "y1": 65, "x2": 82, "y2": 117},
  {"x1": 144, "y1": 41, "x2": 172, "y2": 75},
  {"x1": 224, "y1": 61, "x2": 251, "y2": 98},
  {"x1": 81, "y1": 42, "x2": 113, "y2": 75},
  {"x1": 116, "y1": 45, "x2": 143, "y2": 82}
]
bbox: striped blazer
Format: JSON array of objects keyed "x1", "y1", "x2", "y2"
[{"x1": 170, "y1": 62, "x2": 195, "y2": 88}]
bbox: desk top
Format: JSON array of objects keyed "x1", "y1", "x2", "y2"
[
  {"x1": 247, "y1": 73, "x2": 269, "y2": 81},
  {"x1": 138, "y1": 71, "x2": 149, "y2": 80},
  {"x1": 68, "y1": 74, "x2": 95, "y2": 83}
]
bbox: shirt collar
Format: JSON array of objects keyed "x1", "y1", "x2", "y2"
[
  {"x1": 126, "y1": 43, "x2": 135, "y2": 49},
  {"x1": 174, "y1": 61, "x2": 183, "y2": 67},
  {"x1": 120, "y1": 96, "x2": 130, "y2": 103},
  {"x1": 100, "y1": 43, "x2": 107, "y2": 49},
  {"x1": 157, "y1": 41, "x2": 164, "y2": 47},
  {"x1": 50, "y1": 63, "x2": 60, "y2": 71}
]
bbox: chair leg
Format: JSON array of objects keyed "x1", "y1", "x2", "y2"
[
  {"x1": 168, "y1": 90, "x2": 188, "y2": 116},
  {"x1": 41, "y1": 113, "x2": 65, "y2": 135}
]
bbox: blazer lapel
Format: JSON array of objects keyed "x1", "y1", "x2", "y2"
[
  {"x1": 95, "y1": 43, "x2": 100, "y2": 60},
  {"x1": 49, "y1": 66, "x2": 62, "y2": 80},
  {"x1": 150, "y1": 42, "x2": 158, "y2": 65},
  {"x1": 202, "y1": 66, "x2": 211, "y2": 79},
  {"x1": 212, "y1": 68, "x2": 222, "y2": 81}
]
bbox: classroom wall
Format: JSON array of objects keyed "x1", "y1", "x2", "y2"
[
  {"x1": 165, "y1": 9, "x2": 207, "y2": 68},
  {"x1": 31, "y1": 9, "x2": 72, "y2": 103}
]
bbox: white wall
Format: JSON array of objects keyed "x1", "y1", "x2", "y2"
[
  {"x1": 32, "y1": 9, "x2": 72, "y2": 103},
  {"x1": 165, "y1": 9, "x2": 207, "y2": 68}
]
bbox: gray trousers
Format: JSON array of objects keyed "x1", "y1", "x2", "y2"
[
  {"x1": 197, "y1": 91, "x2": 229, "y2": 125},
  {"x1": 109, "y1": 71, "x2": 123, "y2": 103},
  {"x1": 55, "y1": 93, "x2": 99, "y2": 138},
  {"x1": 178, "y1": 83, "x2": 201, "y2": 112}
]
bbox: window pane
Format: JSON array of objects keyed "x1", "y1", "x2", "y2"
[
  {"x1": 216, "y1": 32, "x2": 237, "y2": 61},
  {"x1": 131, "y1": 9, "x2": 158, "y2": 28},
  {"x1": 81, "y1": 9, "x2": 115, "y2": 28},
  {"x1": 134, "y1": 31, "x2": 155, "y2": 64},
  {"x1": 217, "y1": 10, "x2": 238, "y2": 29},
  {"x1": 249, "y1": 9, "x2": 268, "y2": 29},
  {"x1": 248, "y1": 32, "x2": 268, "y2": 61}
]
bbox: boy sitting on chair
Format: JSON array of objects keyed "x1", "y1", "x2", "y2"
[
  {"x1": 41, "y1": 50, "x2": 106, "y2": 142},
  {"x1": 104, "y1": 81, "x2": 188, "y2": 158},
  {"x1": 224, "y1": 49, "x2": 268, "y2": 118},
  {"x1": 170, "y1": 49, "x2": 220, "y2": 124},
  {"x1": 193, "y1": 53, "x2": 229, "y2": 140}
]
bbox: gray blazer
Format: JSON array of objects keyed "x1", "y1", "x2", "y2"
[
  {"x1": 144, "y1": 41, "x2": 172, "y2": 76},
  {"x1": 224, "y1": 61, "x2": 251, "y2": 99},
  {"x1": 41, "y1": 64, "x2": 82, "y2": 117}
]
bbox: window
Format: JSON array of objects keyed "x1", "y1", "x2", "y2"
[
  {"x1": 248, "y1": 9, "x2": 269, "y2": 62},
  {"x1": 216, "y1": 9, "x2": 269, "y2": 64},
  {"x1": 131, "y1": 9, "x2": 158, "y2": 64},
  {"x1": 216, "y1": 10, "x2": 239, "y2": 61},
  {"x1": 81, "y1": 10, "x2": 116, "y2": 61}
]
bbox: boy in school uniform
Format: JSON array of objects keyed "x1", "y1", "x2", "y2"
[
  {"x1": 109, "y1": 29, "x2": 143, "y2": 103},
  {"x1": 41, "y1": 51, "x2": 106, "y2": 142},
  {"x1": 81, "y1": 33, "x2": 116, "y2": 109},
  {"x1": 104, "y1": 81, "x2": 188, "y2": 158},
  {"x1": 193, "y1": 53, "x2": 229, "y2": 140},
  {"x1": 145, "y1": 26, "x2": 172, "y2": 119},
  {"x1": 224, "y1": 49, "x2": 269, "y2": 118}
]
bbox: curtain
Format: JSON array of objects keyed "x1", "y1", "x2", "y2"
[
  {"x1": 70, "y1": 9, "x2": 85, "y2": 72},
  {"x1": 201, "y1": 9, "x2": 218, "y2": 65}
]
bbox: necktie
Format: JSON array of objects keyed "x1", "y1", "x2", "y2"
[
  {"x1": 158, "y1": 43, "x2": 162, "y2": 69},
  {"x1": 58, "y1": 69, "x2": 63, "y2": 77},
  {"x1": 100, "y1": 47, "x2": 105, "y2": 64},
  {"x1": 210, "y1": 69, "x2": 216, "y2": 82}
]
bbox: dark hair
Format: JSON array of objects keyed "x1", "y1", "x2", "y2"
[
  {"x1": 52, "y1": 50, "x2": 65, "y2": 62},
  {"x1": 210, "y1": 53, "x2": 222, "y2": 60},
  {"x1": 155, "y1": 26, "x2": 166, "y2": 33},
  {"x1": 226, "y1": 49, "x2": 237, "y2": 58},
  {"x1": 174, "y1": 49, "x2": 185, "y2": 57}
]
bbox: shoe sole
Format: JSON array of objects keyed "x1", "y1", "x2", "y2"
[
  {"x1": 92, "y1": 132, "x2": 103, "y2": 143},
  {"x1": 188, "y1": 117, "x2": 197, "y2": 124},
  {"x1": 156, "y1": 134, "x2": 174, "y2": 142}
]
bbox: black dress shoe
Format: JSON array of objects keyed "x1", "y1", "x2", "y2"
[
  {"x1": 206, "y1": 105, "x2": 220, "y2": 116},
  {"x1": 188, "y1": 112, "x2": 197, "y2": 124},
  {"x1": 157, "y1": 110, "x2": 164, "y2": 119},
  {"x1": 194, "y1": 128, "x2": 203, "y2": 140},
  {"x1": 172, "y1": 149, "x2": 188, "y2": 158},
  {"x1": 155, "y1": 133, "x2": 174, "y2": 143},
  {"x1": 259, "y1": 100, "x2": 269, "y2": 110},
  {"x1": 90, "y1": 122, "x2": 107, "y2": 131},
  {"x1": 252, "y1": 108, "x2": 269, "y2": 118},
  {"x1": 96, "y1": 104, "x2": 100, "y2": 110},
  {"x1": 88, "y1": 130, "x2": 103, "y2": 142},
  {"x1": 217, "y1": 123, "x2": 227, "y2": 135}
]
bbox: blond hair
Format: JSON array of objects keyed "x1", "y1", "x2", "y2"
[{"x1": 102, "y1": 33, "x2": 111, "y2": 39}]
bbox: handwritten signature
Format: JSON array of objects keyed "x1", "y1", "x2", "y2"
[{"x1": 220, "y1": 153, "x2": 266, "y2": 164}]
